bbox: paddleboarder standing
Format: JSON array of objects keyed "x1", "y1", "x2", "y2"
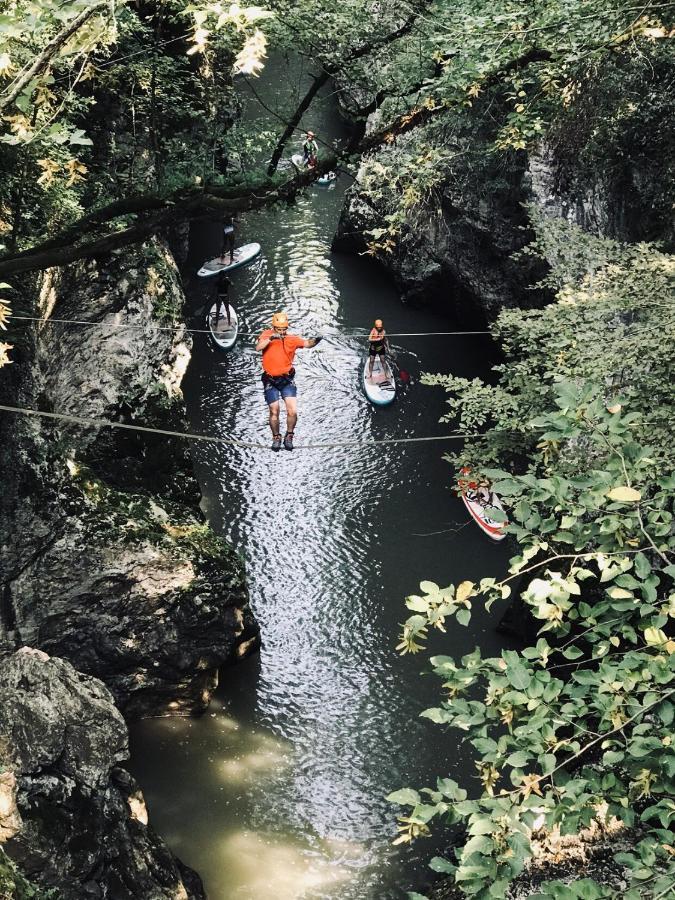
[
  {"x1": 256, "y1": 311, "x2": 322, "y2": 451},
  {"x1": 367, "y1": 318, "x2": 391, "y2": 382},
  {"x1": 213, "y1": 273, "x2": 232, "y2": 326},
  {"x1": 302, "y1": 131, "x2": 319, "y2": 168},
  {"x1": 220, "y1": 216, "x2": 235, "y2": 265}
]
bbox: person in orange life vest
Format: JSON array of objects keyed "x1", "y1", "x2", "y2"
[
  {"x1": 255, "y1": 311, "x2": 323, "y2": 452},
  {"x1": 367, "y1": 318, "x2": 391, "y2": 382}
]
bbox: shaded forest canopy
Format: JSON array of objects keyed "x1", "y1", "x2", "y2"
[{"x1": 1, "y1": 0, "x2": 673, "y2": 275}]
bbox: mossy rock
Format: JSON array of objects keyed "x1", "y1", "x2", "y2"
[{"x1": 0, "y1": 849, "x2": 59, "y2": 900}]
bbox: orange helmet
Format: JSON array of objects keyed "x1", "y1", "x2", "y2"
[
  {"x1": 271, "y1": 311, "x2": 289, "y2": 328},
  {"x1": 374, "y1": 318, "x2": 383, "y2": 328}
]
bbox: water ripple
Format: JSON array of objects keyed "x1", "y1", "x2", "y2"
[{"x1": 129, "y1": 56, "x2": 512, "y2": 900}]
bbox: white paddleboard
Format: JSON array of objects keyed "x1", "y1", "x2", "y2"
[
  {"x1": 317, "y1": 172, "x2": 337, "y2": 186},
  {"x1": 362, "y1": 356, "x2": 396, "y2": 406},
  {"x1": 197, "y1": 242, "x2": 261, "y2": 277},
  {"x1": 208, "y1": 303, "x2": 238, "y2": 350},
  {"x1": 291, "y1": 154, "x2": 335, "y2": 185}
]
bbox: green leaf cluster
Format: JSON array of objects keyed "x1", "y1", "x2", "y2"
[{"x1": 395, "y1": 217, "x2": 675, "y2": 898}]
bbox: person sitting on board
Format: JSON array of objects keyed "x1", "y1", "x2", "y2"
[
  {"x1": 367, "y1": 319, "x2": 391, "y2": 382},
  {"x1": 219, "y1": 216, "x2": 235, "y2": 265},
  {"x1": 213, "y1": 273, "x2": 232, "y2": 326},
  {"x1": 256, "y1": 311, "x2": 323, "y2": 452},
  {"x1": 302, "y1": 131, "x2": 319, "y2": 168},
  {"x1": 460, "y1": 467, "x2": 492, "y2": 507}
]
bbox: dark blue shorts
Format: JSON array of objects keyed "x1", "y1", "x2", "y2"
[{"x1": 263, "y1": 377, "x2": 297, "y2": 405}]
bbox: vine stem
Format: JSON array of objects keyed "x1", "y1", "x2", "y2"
[
  {"x1": 500, "y1": 687, "x2": 675, "y2": 799},
  {"x1": 580, "y1": 411, "x2": 671, "y2": 565},
  {"x1": 497, "y1": 547, "x2": 648, "y2": 587}
]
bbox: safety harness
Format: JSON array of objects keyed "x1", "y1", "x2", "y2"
[{"x1": 261, "y1": 335, "x2": 296, "y2": 388}]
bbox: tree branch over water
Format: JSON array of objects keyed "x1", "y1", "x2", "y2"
[
  {"x1": 0, "y1": 46, "x2": 555, "y2": 277},
  {"x1": 266, "y1": 3, "x2": 430, "y2": 176}
]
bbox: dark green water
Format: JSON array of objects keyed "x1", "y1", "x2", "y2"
[{"x1": 128, "y1": 57, "x2": 512, "y2": 899}]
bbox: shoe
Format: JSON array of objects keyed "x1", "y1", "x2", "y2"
[
  {"x1": 283, "y1": 432, "x2": 294, "y2": 451},
  {"x1": 271, "y1": 434, "x2": 282, "y2": 452}
]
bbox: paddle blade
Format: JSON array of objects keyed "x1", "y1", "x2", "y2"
[{"x1": 398, "y1": 369, "x2": 411, "y2": 384}]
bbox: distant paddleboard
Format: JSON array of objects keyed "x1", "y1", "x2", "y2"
[
  {"x1": 317, "y1": 171, "x2": 337, "y2": 186},
  {"x1": 197, "y1": 242, "x2": 261, "y2": 277},
  {"x1": 362, "y1": 356, "x2": 396, "y2": 406},
  {"x1": 208, "y1": 303, "x2": 238, "y2": 350},
  {"x1": 291, "y1": 154, "x2": 334, "y2": 184}
]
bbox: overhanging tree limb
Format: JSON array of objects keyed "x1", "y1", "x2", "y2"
[
  {"x1": 0, "y1": 47, "x2": 555, "y2": 277},
  {"x1": 266, "y1": 3, "x2": 430, "y2": 176},
  {"x1": 0, "y1": 161, "x2": 339, "y2": 276},
  {"x1": 0, "y1": 1, "x2": 110, "y2": 114},
  {"x1": 351, "y1": 46, "x2": 553, "y2": 153}
]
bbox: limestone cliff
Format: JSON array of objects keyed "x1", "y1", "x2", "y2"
[
  {"x1": 0, "y1": 647, "x2": 205, "y2": 899},
  {"x1": 333, "y1": 127, "x2": 547, "y2": 325},
  {"x1": 334, "y1": 66, "x2": 673, "y2": 323},
  {"x1": 0, "y1": 238, "x2": 259, "y2": 718}
]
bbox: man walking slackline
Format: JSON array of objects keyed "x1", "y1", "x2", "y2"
[{"x1": 256, "y1": 312, "x2": 322, "y2": 452}]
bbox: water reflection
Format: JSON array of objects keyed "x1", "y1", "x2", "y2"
[{"x1": 128, "y1": 57, "x2": 513, "y2": 899}]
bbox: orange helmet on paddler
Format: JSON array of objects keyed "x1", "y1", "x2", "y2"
[{"x1": 271, "y1": 311, "x2": 289, "y2": 329}]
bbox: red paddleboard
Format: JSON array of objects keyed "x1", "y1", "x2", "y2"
[{"x1": 458, "y1": 467, "x2": 507, "y2": 541}]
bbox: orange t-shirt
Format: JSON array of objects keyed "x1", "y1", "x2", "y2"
[{"x1": 259, "y1": 330, "x2": 306, "y2": 376}]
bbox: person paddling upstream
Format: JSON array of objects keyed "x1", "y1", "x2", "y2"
[
  {"x1": 302, "y1": 131, "x2": 319, "y2": 168},
  {"x1": 256, "y1": 312, "x2": 322, "y2": 451},
  {"x1": 368, "y1": 318, "x2": 391, "y2": 382}
]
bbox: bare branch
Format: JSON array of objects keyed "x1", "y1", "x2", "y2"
[{"x1": 0, "y1": 1, "x2": 110, "y2": 114}]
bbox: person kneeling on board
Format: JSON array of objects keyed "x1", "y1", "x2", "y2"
[
  {"x1": 256, "y1": 312, "x2": 323, "y2": 452},
  {"x1": 302, "y1": 131, "x2": 319, "y2": 168},
  {"x1": 368, "y1": 319, "x2": 391, "y2": 382},
  {"x1": 219, "y1": 216, "x2": 236, "y2": 265},
  {"x1": 213, "y1": 273, "x2": 232, "y2": 326},
  {"x1": 460, "y1": 468, "x2": 493, "y2": 507}
]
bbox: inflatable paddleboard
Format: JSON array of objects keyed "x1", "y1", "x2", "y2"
[
  {"x1": 458, "y1": 468, "x2": 507, "y2": 541},
  {"x1": 317, "y1": 171, "x2": 337, "y2": 186},
  {"x1": 208, "y1": 303, "x2": 238, "y2": 350},
  {"x1": 197, "y1": 242, "x2": 261, "y2": 277},
  {"x1": 362, "y1": 356, "x2": 396, "y2": 406},
  {"x1": 291, "y1": 154, "x2": 334, "y2": 184}
]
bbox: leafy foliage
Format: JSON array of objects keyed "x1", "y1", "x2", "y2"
[
  {"x1": 0, "y1": 847, "x2": 58, "y2": 899},
  {"x1": 0, "y1": 0, "x2": 276, "y2": 252},
  {"x1": 395, "y1": 217, "x2": 675, "y2": 898},
  {"x1": 346, "y1": 0, "x2": 675, "y2": 256}
]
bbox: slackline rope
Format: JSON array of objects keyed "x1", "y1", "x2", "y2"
[
  {"x1": 0, "y1": 404, "x2": 661, "y2": 452},
  {"x1": 9, "y1": 315, "x2": 492, "y2": 339},
  {"x1": 0, "y1": 403, "x2": 514, "y2": 450}
]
